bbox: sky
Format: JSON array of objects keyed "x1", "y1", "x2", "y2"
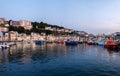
[{"x1": 0, "y1": 0, "x2": 120, "y2": 34}]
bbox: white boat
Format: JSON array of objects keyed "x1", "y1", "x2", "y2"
[
  {"x1": 87, "y1": 39, "x2": 95, "y2": 45},
  {"x1": 0, "y1": 43, "x2": 10, "y2": 48},
  {"x1": 97, "y1": 40, "x2": 105, "y2": 46}
]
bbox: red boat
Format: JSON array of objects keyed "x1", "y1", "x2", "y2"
[
  {"x1": 87, "y1": 40, "x2": 95, "y2": 45},
  {"x1": 104, "y1": 39, "x2": 118, "y2": 49}
]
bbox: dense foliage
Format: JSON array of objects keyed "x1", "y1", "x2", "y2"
[{"x1": 32, "y1": 22, "x2": 64, "y2": 29}]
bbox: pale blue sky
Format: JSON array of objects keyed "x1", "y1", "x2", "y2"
[{"x1": 0, "y1": 0, "x2": 120, "y2": 34}]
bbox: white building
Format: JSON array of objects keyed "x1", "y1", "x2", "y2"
[{"x1": 45, "y1": 26, "x2": 53, "y2": 31}]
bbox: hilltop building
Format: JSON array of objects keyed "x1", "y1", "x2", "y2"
[{"x1": 10, "y1": 20, "x2": 32, "y2": 30}]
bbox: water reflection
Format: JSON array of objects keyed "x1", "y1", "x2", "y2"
[
  {"x1": 0, "y1": 43, "x2": 120, "y2": 76},
  {"x1": 0, "y1": 43, "x2": 120, "y2": 64}
]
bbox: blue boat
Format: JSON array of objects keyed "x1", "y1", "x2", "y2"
[
  {"x1": 66, "y1": 39, "x2": 71, "y2": 45},
  {"x1": 35, "y1": 41, "x2": 44, "y2": 45},
  {"x1": 66, "y1": 39, "x2": 78, "y2": 46},
  {"x1": 71, "y1": 41, "x2": 78, "y2": 46}
]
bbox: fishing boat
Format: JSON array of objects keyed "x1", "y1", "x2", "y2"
[{"x1": 104, "y1": 39, "x2": 118, "y2": 49}]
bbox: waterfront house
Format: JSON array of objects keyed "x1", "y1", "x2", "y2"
[
  {"x1": 25, "y1": 35, "x2": 31, "y2": 41},
  {"x1": 9, "y1": 31, "x2": 18, "y2": 41},
  {"x1": 46, "y1": 34, "x2": 55, "y2": 42},
  {"x1": 0, "y1": 27, "x2": 8, "y2": 41},
  {"x1": 0, "y1": 32, "x2": 8, "y2": 41},
  {"x1": 31, "y1": 33, "x2": 41, "y2": 41},
  {"x1": 17, "y1": 34, "x2": 23, "y2": 41},
  {"x1": 0, "y1": 31, "x2": 8, "y2": 41}
]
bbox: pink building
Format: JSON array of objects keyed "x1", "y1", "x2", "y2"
[
  {"x1": 10, "y1": 20, "x2": 32, "y2": 30},
  {"x1": 10, "y1": 21, "x2": 20, "y2": 27},
  {"x1": 19, "y1": 20, "x2": 32, "y2": 30}
]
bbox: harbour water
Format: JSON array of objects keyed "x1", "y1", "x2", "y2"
[{"x1": 0, "y1": 43, "x2": 120, "y2": 76}]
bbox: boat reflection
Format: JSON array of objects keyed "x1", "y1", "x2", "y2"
[{"x1": 0, "y1": 43, "x2": 120, "y2": 64}]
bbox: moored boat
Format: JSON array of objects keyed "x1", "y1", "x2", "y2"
[
  {"x1": 0, "y1": 43, "x2": 9, "y2": 48},
  {"x1": 66, "y1": 39, "x2": 71, "y2": 45},
  {"x1": 104, "y1": 39, "x2": 118, "y2": 49},
  {"x1": 97, "y1": 40, "x2": 105, "y2": 46},
  {"x1": 35, "y1": 40, "x2": 44, "y2": 45},
  {"x1": 87, "y1": 39, "x2": 94, "y2": 45},
  {"x1": 66, "y1": 39, "x2": 78, "y2": 46},
  {"x1": 71, "y1": 41, "x2": 78, "y2": 46}
]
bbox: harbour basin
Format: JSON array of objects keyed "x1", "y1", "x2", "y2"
[{"x1": 0, "y1": 43, "x2": 120, "y2": 76}]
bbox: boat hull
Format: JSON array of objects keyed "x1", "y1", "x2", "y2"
[
  {"x1": 35, "y1": 41, "x2": 44, "y2": 45},
  {"x1": 87, "y1": 42, "x2": 94, "y2": 45},
  {"x1": 98, "y1": 41, "x2": 105, "y2": 46},
  {"x1": 104, "y1": 45, "x2": 118, "y2": 50},
  {"x1": 66, "y1": 41, "x2": 78, "y2": 46}
]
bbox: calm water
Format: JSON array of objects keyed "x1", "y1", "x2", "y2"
[{"x1": 0, "y1": 43, "x2": 120, "y2": 76}]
